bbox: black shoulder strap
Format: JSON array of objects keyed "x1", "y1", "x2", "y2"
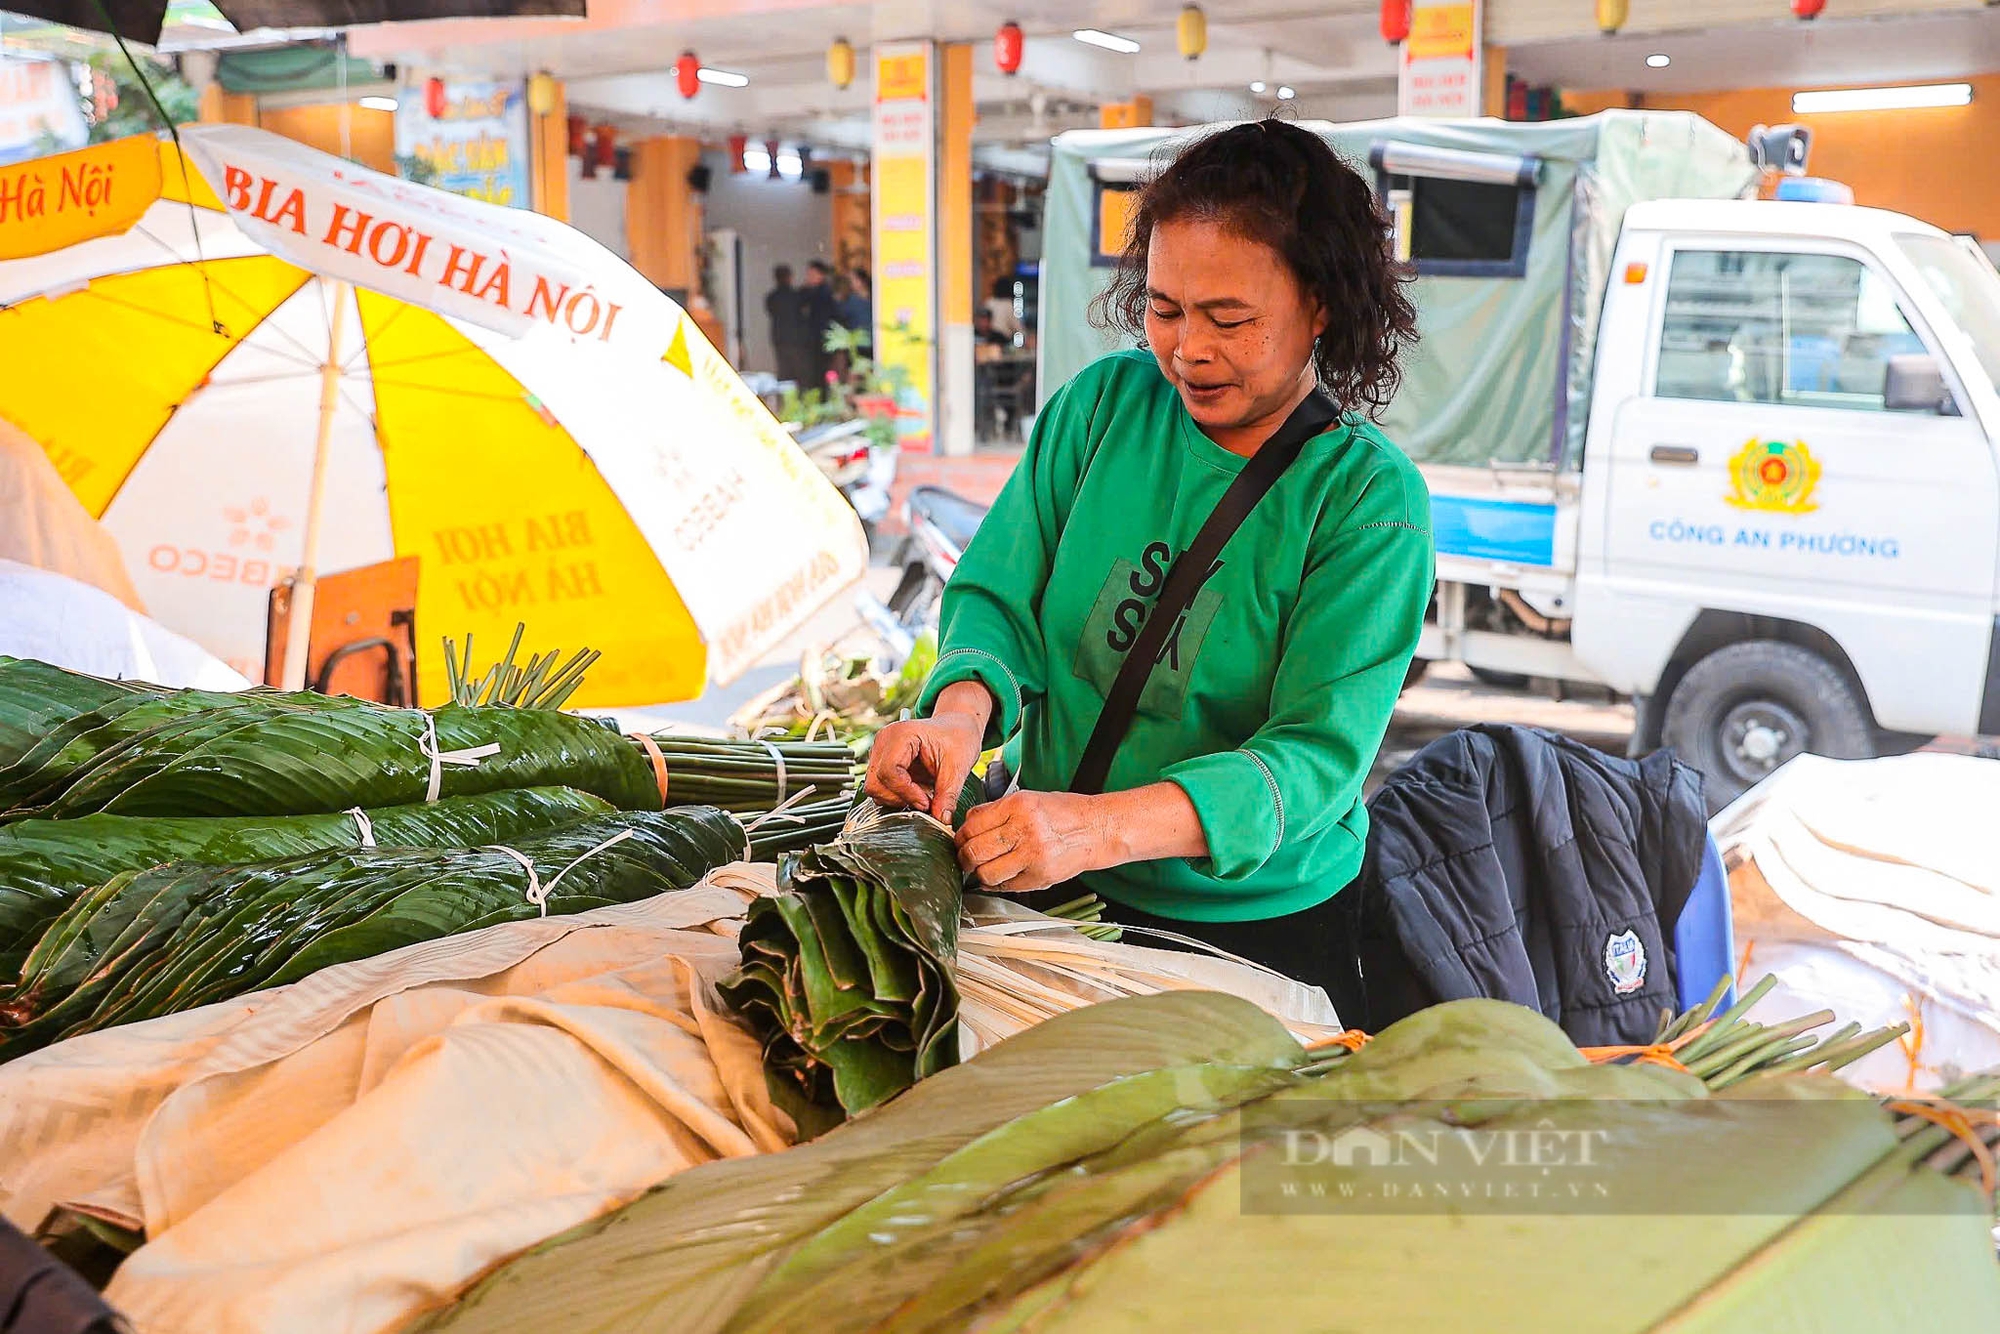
[{"x1": 1069, "y1": 389, "x2": 1340, "y2": 796}]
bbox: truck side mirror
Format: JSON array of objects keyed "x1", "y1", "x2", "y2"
[{"x1": 1883, "y1": 354, "x2": 1957, "y2": 415}]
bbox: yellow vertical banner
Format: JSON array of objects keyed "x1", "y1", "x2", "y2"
[
  {"x1": 872, "y1": 41, "x2": 935, "y2": 454},
  {"x1": 1398, "y1": 0, "x2": 1483, "y2": 118}
]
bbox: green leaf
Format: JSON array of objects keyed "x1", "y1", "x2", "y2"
[
  {"x1": 0, "y1": 807, "x2": 742, "y2": 1059},
  {"x1": 416, "y1": 993, "x2": 1304, "y2": 1334},
  {"x1": 0, "y1": 787, "x2": 611, "y2": 976},
  {"x1": 718, "y1": 800, "x2": 965, "y2": 1122}
]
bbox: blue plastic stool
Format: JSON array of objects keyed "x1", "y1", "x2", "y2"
[{"x1": 1672, "y1": 833, "x2": 1736, "y2": 1013}]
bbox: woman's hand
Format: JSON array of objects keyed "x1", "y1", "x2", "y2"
[
  {"x1": 956, "y1": 791, "x2": 1111, "y2": 893},
  {"x1": 957, "y1": 782, "x2": 1212, "y2": 894},
  {"x1": 864, "y1": 681, "x2": 993, "y2": 823}
]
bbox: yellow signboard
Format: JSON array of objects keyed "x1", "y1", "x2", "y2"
[
  {"x1": 1408, "y1": 3, "x2": 1476, "y2": 60},
  {"x1": 0, "y1": 135, "x2": 163, "y2": 261},
  {"x1": 1398, "y1": 0, "x2": 1483, "y2": 118},
  {"x1": 876, "y1": 50, "x2": 929, "y2": 104},
  {"x1": 873, "y1": 42, "x2": 935, "y2": 453}
]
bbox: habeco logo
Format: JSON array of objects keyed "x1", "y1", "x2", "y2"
[{"x1": 1725, "y1": 438, "x2": 1821, "y2": 515}]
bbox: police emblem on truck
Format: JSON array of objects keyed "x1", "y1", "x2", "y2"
[{"x1": 1725, "y1": 439, "x2": 1821, "y2": 515}]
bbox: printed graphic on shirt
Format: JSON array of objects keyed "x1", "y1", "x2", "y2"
[{"x1": 1072, "y1": 541, "x2": 1224, "y2": 721}]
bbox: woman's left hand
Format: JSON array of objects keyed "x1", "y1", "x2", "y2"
[{"x1": 956, "y1": 791, "x2": 1109, "y2": 893}]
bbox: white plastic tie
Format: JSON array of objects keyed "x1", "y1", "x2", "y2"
[
  {"x1": 484, "y1": 827, "x2": 638, "y2": 917},
  {"x1": 739, "y1": 783, "x2": 820, "y2": 862},
  {"x1": 418, "y1": 711, "x2": 501, "y2": 802},
  {"x1": 346, "y1": 807, "x2": 376, "y2": 848},
  {"x1": 757, "y1": 738, "x2": 789, "y2": 805}
]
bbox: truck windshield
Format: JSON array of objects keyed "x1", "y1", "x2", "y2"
[{"x1": 1896, "y1": 233, "x2": 2000, "y2": 393}]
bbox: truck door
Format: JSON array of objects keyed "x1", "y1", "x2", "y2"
[{"x1": 1600, "y1": 241, "x2": 1999, "y2": 735}]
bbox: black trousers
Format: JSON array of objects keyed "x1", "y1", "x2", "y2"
[{"x1": 1012, "y1": 881, "x2": 1371, "y2": 1024}]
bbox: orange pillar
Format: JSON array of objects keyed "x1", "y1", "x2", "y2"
[
  {"x1": 626, "y1": 136, "x2": 705, "y2": 295},
  {"x1": 829, "y1": 159, "x2": 871, "y2": 279},
  {"x1": 198, "y1": 83, "x2": 257, "y2": 126},
  {"x1": 529, "y1": 79, "x2": 570, "y2": 222},
  {"x1": 938, "y1": 42, "x2": 975, "y2": 455},
  {"x1": 1482, "y1": 46, "x2": 1508, "y2": 119}
]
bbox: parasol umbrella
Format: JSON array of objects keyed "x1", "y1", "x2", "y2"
[
  {"x1": 2, "y1": 0, "x2": 582, "y2": 52},
  {"x1": 0, "y1": 128, "x2": 869, "y2": 707}
]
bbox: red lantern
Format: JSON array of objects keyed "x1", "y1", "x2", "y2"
[
  {"x1": 423, "y1": 76, "x2": 447, "y2": 119},
  {"x1": 1791, "y1": 0, "x2": 1825, "y2": 16},
  {"x1": 592, "y1": 124, "x2": 617, "y2": 170},
  {"x1": 1379, "y1": 0, "x2": 1410, "y2": 44},
  {"x1": 566, "y1": 114, "x2": 587, "y2": 156},
  {"x1": 728, "y1": 134, "x2": 749, "y2": 173},
  {"x1": 995, "y1": 21, "x2": 1024, "y2": 76},
  {"x1": 675, "y1": 51, "x2": 701, "y2": 99}
]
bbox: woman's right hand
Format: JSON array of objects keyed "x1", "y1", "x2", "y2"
[{"x1": 865, "y1": 688, "x2": 990, "y2": 823}]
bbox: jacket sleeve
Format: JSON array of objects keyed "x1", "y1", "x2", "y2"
[
  {"x1": 914, "y1": 370, "x2": 1098, "y2": 747},
  {"x1": 1160, "y1": 465, "x2": 1433, "y2": 882}
]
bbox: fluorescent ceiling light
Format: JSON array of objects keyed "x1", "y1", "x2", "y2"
[
  {"x1": 359, "y1": 95, "x2": 397, "y2": 111},
  {"x1": 1793, "y1": 82, "x2": 1971, "y2": 113},
  {"x1": 697, "y1": 67, "x2": 749, "y2": 88},
  {"x1": 1277, "y1": 85, "x2": 1296, "y2": 100},
  {"x1": 1249, "y1": 80, "x2": 1266, "y2": 93},
  {"x1": 1645, "y1": 53, "x2": 1670, "y2": 68},
  {"x1": 1073, "y1": 28, "x2": 1140, "y2": 54}
]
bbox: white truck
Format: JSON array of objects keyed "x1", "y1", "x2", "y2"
[{"x1": 1039, "y1": 112, "x2": 2000, "y2": 806}]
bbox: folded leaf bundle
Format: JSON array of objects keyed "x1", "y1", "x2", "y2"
[
  {"x1": 424, "y1": 994, "x2": 2000, "y2": 1334},
  {"x1": 0, "y1": 805, "x2": 742, "y2": 1059},
  {"x1": 9, "y1": 703, "x2": 659, "y2": 821},
  {"x1": 719, "y1": 800, "x2": 962, "y2": 1126},
  {"x1": 0, "y1": 787, "x2": 612, "y2": 976},
  {"x1": 0, "y1": 685, "x2": 358, "y2": 815},
  {"x1": 0, "y1": 657, "x2": 166, "y2": 775}
]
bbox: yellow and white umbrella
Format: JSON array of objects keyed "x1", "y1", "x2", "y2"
[{"x1": 0, "y1": 128, "x2": 866, "y2": 707}]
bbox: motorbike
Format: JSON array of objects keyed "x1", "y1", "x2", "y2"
[
  {"x1": 791, "y1": 417, "x2": 897, "y2": 541},
  {"x1": 855, "y1": 484, "x2": 989, "y2": 670}
]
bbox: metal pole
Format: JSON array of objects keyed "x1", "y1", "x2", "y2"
[{"x1": 281, "y1": 279, "x2": 349, "y2": 692}]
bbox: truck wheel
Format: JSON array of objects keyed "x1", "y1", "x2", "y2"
[{"x1": 1660, "y1": 640, "x2": 1875, "y2": 812}]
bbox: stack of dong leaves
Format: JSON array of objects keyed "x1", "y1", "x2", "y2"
[
  {"x1": 720, "y1": 798, "x2": 973, "y2": 1134},
  {"x1": 420, "y1": 992, "x2": 2000, "y2": 1333},
  {"x1": 0, "y1": 653, "x2": 856, "y2": 1060}
]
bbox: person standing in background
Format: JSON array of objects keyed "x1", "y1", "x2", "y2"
[
  {"x1": 765, "y1": 265, "x2": 810, "y2": 388},
  {"x1": 800, "y1": 260, "x2": 840, "y2": 388},
  {"x1": 844, "y1": 268, "x2": 874, "y2": 338}
]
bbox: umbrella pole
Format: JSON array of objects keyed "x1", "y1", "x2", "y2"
[{"x1": 280, "y1": 280, "x2": 350, "y2": 692}]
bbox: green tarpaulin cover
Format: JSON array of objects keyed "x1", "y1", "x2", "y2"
[{"x1": 1039, "y1": 111, "x2": 1757, "y2": 468}]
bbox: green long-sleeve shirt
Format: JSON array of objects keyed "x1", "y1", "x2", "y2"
[{"x1": 917, "y1": 350, "x2": 1433, "y2": 922}]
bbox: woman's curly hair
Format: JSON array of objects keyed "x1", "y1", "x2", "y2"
[{"x1": 1090, "y1": 118, "x2": 1418, "y2": 420}]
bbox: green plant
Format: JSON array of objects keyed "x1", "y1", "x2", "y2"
[
  {"x1": 83, "y1": 51, "x2": 196, "y2": 144},
  {"x1": 822, "y1": 321, "x2": 916, "y2": 450}
]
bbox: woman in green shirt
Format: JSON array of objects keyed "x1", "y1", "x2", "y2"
[{"x1": 865, "y1": 120, "x2": 1433, "y2": 1001}]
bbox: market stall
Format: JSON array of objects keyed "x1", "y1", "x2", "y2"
[{"x1": 0, "y1": 651, "x2": 1995, "y2": 1331}]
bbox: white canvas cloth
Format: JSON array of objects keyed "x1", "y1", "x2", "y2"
[
  {"x1": 0, "y1": 558, "x2": 248, "y2": 690},
  {"x1": 0, "y1": 874, "x2": 782, "y2": 1334},
  {"x1": 1715, "y1": 752, "x2": 2000, "y2": 1092}
]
